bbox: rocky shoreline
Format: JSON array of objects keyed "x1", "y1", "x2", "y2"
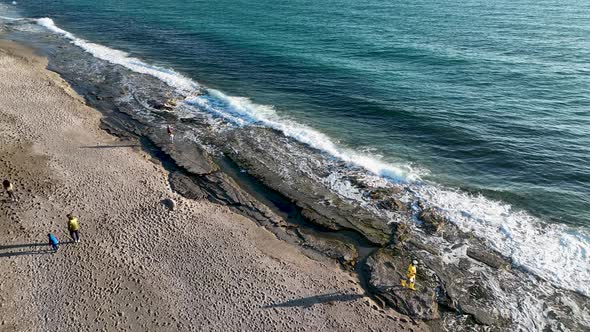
[
  {"x1": 1, "y1": 39, "x2": 429, "y2": 332},
  {"x1": 51, "y1": 66, "x2": 579, "y2": 332},
  {"x1": 12, "y1": 29, "x2": 586, "y2": 331}
]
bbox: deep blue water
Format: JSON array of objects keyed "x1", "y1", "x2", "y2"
[{"x1": 6, "y1": 0, "x2": 590, "y2": 226}]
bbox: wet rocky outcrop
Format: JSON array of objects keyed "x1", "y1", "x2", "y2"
[
  {"x1": 297, "y1": 228, "x2": 358, "y2": 266},
  {"x1": 94, "y1": 106, "x2": 524, "y2": 329},
  {"x1": 366, "y1": 231, "x2": 509, "y2": 327},
  {"x1": 368, "y1": 186, "x2": 404, "y2": 200},
  {"x1": 392, "y1": 222, "x2": 411, "y2": 247},
  {"x1": 170, "y1": 171, "x2": 252, "y2": 207},
  {"x1": 403, "y1": 231, "x2": 513, "y2": 328},
  {"x1": 418, "y1": 207, "x2": 446, "y2": 234},
  {"x1": 364, "y1": 249, "x2": 439, "y2": 320},
  {"x1": 220, "y1": 127, "x2": 393, "y2": 246},
  {"x1": 465, "y1": 248, "x2": 512, "y2": 270},
  {"x1": 159, "y1": 138, "x2": 218, "y2": 175},
  {"x1": 377, "y1": 197, "x2": 409, "y2": 212}
]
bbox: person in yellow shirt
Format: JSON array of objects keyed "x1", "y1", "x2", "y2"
[
  {"x1": 400, "y1": 260, "x2": 418, "y2": 291},
  {"x1": 67, "y1": 213, "x2": 80, "y2": 243}
]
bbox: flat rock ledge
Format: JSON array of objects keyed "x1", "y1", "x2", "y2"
[{"x1": 364, "y1": 249, "x2": 439, "y2": 320}]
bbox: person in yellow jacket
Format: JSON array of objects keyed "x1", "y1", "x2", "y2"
[
  {"x1": 400, "y1": 260, "x2": 418, "y2": 290},
  {"x1": 67, "y1": 213, "x2": 80, "y2": 243}
]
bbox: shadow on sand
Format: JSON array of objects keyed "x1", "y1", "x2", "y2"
[
  {"x1": 263, "y1": 292, "x2": 363, "y2": 308},
  {"x1": 79, "y1": 144, "x2": 139, "y2": 149},
  {"x1": 0, "y1": 243, "x2": 46, "y2": 250},
  {"x1": 0, "y1": 242, "x2": 73, "y2": 258},
  {"x1": 0, "y1": 198, "x2": 18, "y2": 204},
  {"x1": 0, "y1": 250, "x2": 54, "y2": 258}
]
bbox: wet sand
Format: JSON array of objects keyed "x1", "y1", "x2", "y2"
[{"x1": 0, "y1": 40, "x2": 426, "y2": 331}]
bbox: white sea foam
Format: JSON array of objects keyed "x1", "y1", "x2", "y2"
[
  {"x1": 36, "y1": 17, "x2": 419, "y2": 183},
  {"x1": 36, "y1": 18, "x2": 199, "y2": 94},
  {"x1": 34, "y1": 17, "x2": 590, "y2": 301},
  {"x1": 417, "y1": 185, "x2": 590, "y2": 297},
  {"x1": 189, "y1": 89, "x2": 420, "y2": 182},
  {"x1": 0, "y1": 15, "x2": 18, "y2": 21}
]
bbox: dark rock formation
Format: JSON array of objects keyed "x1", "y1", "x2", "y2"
[
  {"x1": 444, "y1": 272, "x2": 510, "y2": 327},
  {"x1": 169, "y1": 172, "x2": 208, "y2": 200},
  {"x1": 160, "y1": 198, "x2": 177, "y2": 211},
  {"x1": 378, "y1": 198, "x2": 409, "y2": 212},
  {"x1": 392, "y1": 222, "x2": 410, "y2": 247},
  {"x1": 410, "y1": 239, "x2": 513, "y2": 327},
  {"x1": 364, "y1": 249, "x2": 439, "y2": 320},
  {"x1": 466, "y1": 248, "x2": 512, "y2": 270},
  {"x1": 159, "y1": 137, "x2": 218, "y2": 175},
  {"x1": 222, "y1": 127, "x2": 393, "y2": 246},
  {"x1": 368, "y1": 186, "x2": 403, "y2": 200},
  {"x1": 297, "y1": 228, "x2": 358, "y2": 266},
  {"x1": 418, "y1": 208, "x2": 446, "y2": 234}
]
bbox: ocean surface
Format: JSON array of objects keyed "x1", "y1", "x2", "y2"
[
  {"x1": 1, "y1": 0, "x2": 589, "y2": 325},
  {"x1": 7, "y1": 0, "x2": 589, "y2": 226}
]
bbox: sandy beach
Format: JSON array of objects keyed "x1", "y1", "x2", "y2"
[{"x1": 0, "y1": 40, "x2": 426, "y2": 331}]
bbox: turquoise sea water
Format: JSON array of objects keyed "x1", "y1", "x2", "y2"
[{"x1": 7, "y1": 0, "x2": 590, "y2": 227}]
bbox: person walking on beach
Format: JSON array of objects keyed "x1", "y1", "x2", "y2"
[
  {"x1": 167, "y1": 125, "x2": 174, "y2": 142},
  {"x1": 2, "y1": 179, "x2": 17, "y2": 202},
  {"x1": 67, "y1": 213, "x2": 80, "y2": 243},
  {"x1": 48, "y1": 233, "x2": 59, "y2": 253}
]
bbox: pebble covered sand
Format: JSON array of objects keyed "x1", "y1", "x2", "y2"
[{"x1": 0, "y1": 40, "x2": 426, "y2": 332}]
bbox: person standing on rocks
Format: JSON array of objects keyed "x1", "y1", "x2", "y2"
[
  {"x1": 67, "y1": 213, "x2": 80, "y2": 243},
  {"x1": 2, "y1": 179, "x2": 17, "y2": 202},
  {"x1": 48, "y1": 233, "x2": 59, "y2": 253},
  {"x1": 167, "y1": 125, "x2": 174, "y2": 143},
  {"x1": 401, "y1": 260, "x2": 418, "y2": 291}
]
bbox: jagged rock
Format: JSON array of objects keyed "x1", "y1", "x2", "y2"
[
  {"x1": 390, "y1": 222, "x2": 410, "y2": 248},
  {"x1": 418, "y1": 208, "x2": 445, "y2": 233},
  {"x1": 369, "y1": 188, "x2": 390, "y2": 200},
  {"x1": 364, "y1": 249, "x2": 439, "y2": 320},
  {"x1": 414, "y1": 247, "x2": 513, "y2": 327},
  {"x1": 405, "y1": 239, "x2": 440, "y2": 256},
  {"x1": 296, "y1": 203, "x2": 391, "y2": 246},
  {"x1": 378, "y1": 198, "x2": 408, "y2": 212},
  {"x1": 297, "y1": 228, "x2": 358, "y2": 266},
  {"x1": 368, "y1": 186, "x2": 404, "y2": 200},
  {"x1": 220, "y1": 126, "x2": 393, "y2": 245},
  {"x1": 348, "y1": 215, "x2": 392, "y2": 246},
  {"x1": 148, "y1": 99, "x2": 171, "y2": 110},
  {"x1": 449, "y1": 280, "x2": 509, "y2": 326},
  {"x1": 200, "y1": 173, "x2": 251, "y2": 206},
  {"x1": 160, "y1": 198, "x2": 176, "y2": 211},
  {"x1": 300, "y1": 208, "x2": 340, "y2": 231},
  {"x1": 169, "y1": 172, "x2": 207, "y2": 200},
  {"x1": 466, "y1": 248, "x2": 512, "y2": 270},
  {"x1": 344, "y1": 175, "x2": 370, "y2": 190},
  {"x1": 160, "y1": 139, "x2": 218, "y2": 175}
]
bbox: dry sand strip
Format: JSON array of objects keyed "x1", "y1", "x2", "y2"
[{"x1": 0, "y1": 40, "x2": 428, "y2": 332}]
